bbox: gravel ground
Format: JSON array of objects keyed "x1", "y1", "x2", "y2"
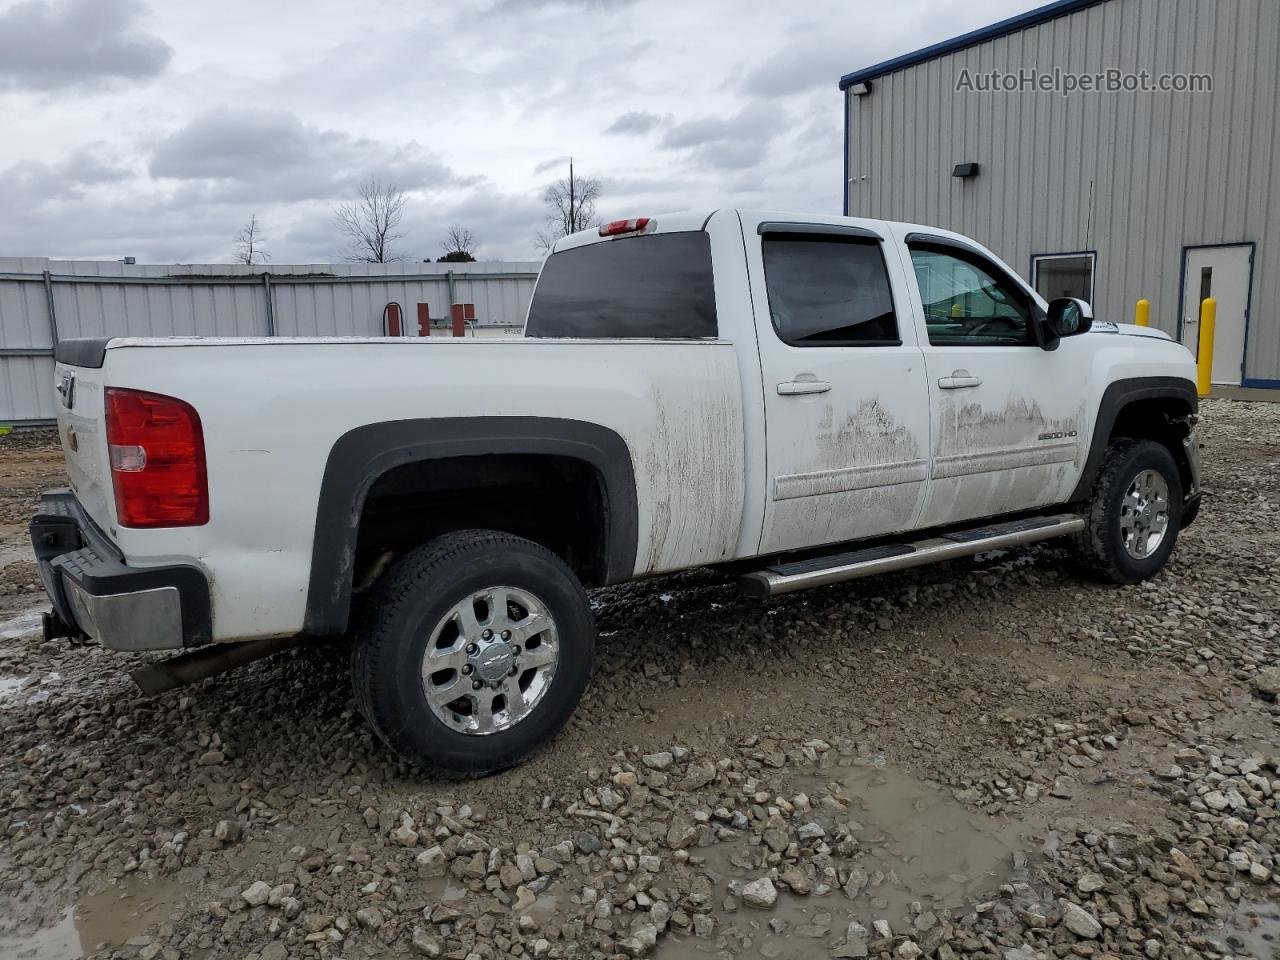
[{"x1": 0, "y1": 401, "x2": 1277, "y2": 960}]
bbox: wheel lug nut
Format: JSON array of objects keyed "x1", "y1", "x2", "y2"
[
  {"x1": 462, "y1": 664, "x2": 473, "y2": 675},
  {"x1": 472, "y1": 680, "x2": 482, "y2": 690},
  {"x1": 509, "y1": 664, "x2": 518, "y2": 675},
  {"x1": 501, "y1": 630, "x2": 511, "y2": 640},
  {"x1": 512, "y1": 645, "x2": 521, "y2": 656},
  {"x1": 482, "y1": 629, "x2": 493, "y2": 640},
  {"x1": 466, "y1": 643, "x2": 478, "y2": 655}
]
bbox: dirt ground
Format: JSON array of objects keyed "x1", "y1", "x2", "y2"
[{"x1": 0, "y1": 400, "x2": 1278, "y2": 960}]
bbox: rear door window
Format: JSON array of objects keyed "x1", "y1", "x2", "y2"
[
  {"x1": 760, "y1": 235, "x2": 900, "y2": 346},
  {"x1": 525, "y1": 232, "x2": 717, "y2": 338}
]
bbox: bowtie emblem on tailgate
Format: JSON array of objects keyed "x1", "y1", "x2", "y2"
[{"x1": 56, "y1": 370, "x2": 76, "y2": 410}]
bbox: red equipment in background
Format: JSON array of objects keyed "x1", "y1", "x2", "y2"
[
  {"x1": 450, "y1": 303, "x2": 476, "y2": 337},
  {"x1": 384, "y1": 301, "x2": 477, "y2": 337},
  {"x1": 383, "y1": 302, "x2": 403, "y2": 337}
]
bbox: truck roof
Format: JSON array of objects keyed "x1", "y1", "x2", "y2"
[{"x1": 549, "y1": 209, "x2": 978, "y2": 254}]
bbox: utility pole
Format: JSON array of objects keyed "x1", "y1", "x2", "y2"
[{"x1": 568, "y1": 157, "x2": 576, "y2": 232}]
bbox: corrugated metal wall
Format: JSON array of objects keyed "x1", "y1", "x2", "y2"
[
  {"x1": 846, "y1": 0, "x2": 1280, "y2": 385},
  {"x1": 0, "y1": 259, "x2": 540, "y2": 423}
]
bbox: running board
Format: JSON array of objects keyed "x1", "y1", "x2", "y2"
[{"x1": 740, "y1": 513, "x2": 1086, "y2": 598}]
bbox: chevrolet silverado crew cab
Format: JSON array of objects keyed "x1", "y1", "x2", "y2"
[{"x1": 31, "y1": 210, "x2": 1201, "y2": 774}]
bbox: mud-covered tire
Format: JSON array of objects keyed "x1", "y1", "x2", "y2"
[
  {"x1": 351, "y1": 530, "x2": 594, "y2": 776},
  {"x1": 1069, "y1": 438, "x2": 1183, "y2": 584}
]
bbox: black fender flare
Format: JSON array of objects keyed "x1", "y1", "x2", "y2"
[
  {"x1": 1069, "y1": 376, "x2": 1198, "y2": 503},
  {"x1": 303, "y1": 417, "x2": 639, "y2": 635}
]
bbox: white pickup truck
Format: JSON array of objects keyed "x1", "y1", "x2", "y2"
[{"x1": 31, "y1": 210, "x2": 1201, "y2": 773}]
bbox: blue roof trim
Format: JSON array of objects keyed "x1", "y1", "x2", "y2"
[{"x1": 838, "y1": 0, "x2": 1108, "y2": 90}]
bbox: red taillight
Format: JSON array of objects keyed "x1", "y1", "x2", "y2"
[
  {"x1": 598, "y1": 217, "x2": 651, "y2": 237},
  {"x1": 104, "y1": 388, "x2": 208, "y2": 528}
]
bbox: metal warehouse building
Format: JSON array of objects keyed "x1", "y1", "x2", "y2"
[{"x1": 840, "y1": 0, "x2": 1280, "y2": 388}]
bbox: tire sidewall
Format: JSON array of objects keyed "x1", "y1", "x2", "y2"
[
  {"x1": 374, "y1": 544, "x2": 594, "y2": 772},
  {"x1": 1099, "y1": 441, "x2": 1184, "y2": 582}
]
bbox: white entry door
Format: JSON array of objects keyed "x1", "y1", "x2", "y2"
[{"x1": 1181, "y1": 245, "x2": 1253, "y2": 386}]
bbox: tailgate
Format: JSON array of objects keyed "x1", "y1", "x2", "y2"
[{"x1": 51, "y1": 349, "x2": 114, "y2": 532}]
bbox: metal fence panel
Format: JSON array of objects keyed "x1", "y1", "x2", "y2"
[
  {"x1": 0, "y1": 258, "x2": 540, "y2": 423},
  {"x1": 0, "y1": 354, "x2": 55, "y2": 423}
]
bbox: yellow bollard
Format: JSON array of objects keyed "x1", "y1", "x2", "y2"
[
  {"x1": 1196, "y1": 297, "x2": 1216, "y2": 398},
  {"x1": 1135, "y1": 299, "x2": 1150, "y2": 327},
  {"x1": 951, "y1": 302, "x2": 964, "y2": 318}
]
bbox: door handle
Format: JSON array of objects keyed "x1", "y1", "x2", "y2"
[
  {"x1": 938, "y1": 370, "x2": 982, "y2": 390},
  {"x1": 777, "y1": 379, "x2": 832, "y2": 396}
]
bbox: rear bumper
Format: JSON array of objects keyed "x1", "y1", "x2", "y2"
[{"x1": 29, "y1": 490, "x2": 211, "y2": 651}]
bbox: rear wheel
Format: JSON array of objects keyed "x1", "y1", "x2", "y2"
[
  {"x1": 1070, "y1": 438, "x2": 1183, "y2": 584},
  {"x1": 352, "y1": 530, "x2": 594, "y2": 775}
]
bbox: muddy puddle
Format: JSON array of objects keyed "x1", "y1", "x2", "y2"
[
  {"x1": 0, "y1": 543, "x2": 31, "y2": 568},
  {"x1": 0, "y1": 878, "x2": 190, "y2": 959},
  {"x1": 661, "y1": 762, "x2": 1034, "y2": 960},
  {"x1": 1211, "y1": 901, "x2": 1280, "y2": 959},
  {"x1": 0, "y1": 674, "x2": 26, "y2": 702},
  {"x1": 0, "y1": 607, "x2": 43, "y2": 640}
]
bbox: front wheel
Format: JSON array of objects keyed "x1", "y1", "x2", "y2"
[
  {"x1": 1069, "y1": 438, "x2": 1183, "y2": 584},
  {"x1": 351, "y1": 530, "x2": 595, "y2": 775}
]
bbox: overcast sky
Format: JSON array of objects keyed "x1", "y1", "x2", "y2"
[{"x1": 0, "y1": 0, "x2": 1037, "y2": 264}]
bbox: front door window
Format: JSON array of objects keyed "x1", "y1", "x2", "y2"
[{"x1": 909, "y1": 245, "x2": 1036, "y2": 346}]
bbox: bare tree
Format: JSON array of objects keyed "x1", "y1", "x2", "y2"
[
  {"x1": 233, "y1": 214, "x2": 269, "y2": 265},
  {"x1": 535, "y1": 158, "x2": 602, "y2": 250},
  {"x1": 334, "y1": 176, "x2": 408, "y2": 263},
  {"x1": 437, "y1": 224, "x2": 478, "y2": 262}
]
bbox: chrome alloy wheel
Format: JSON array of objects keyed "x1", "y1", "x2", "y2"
[
  {"x1": 1119, "y1": 468, "x2": 1171, "y2": 560},
  {"x1": 420, "y1": 586, "x2": 559, "y2": 735}
]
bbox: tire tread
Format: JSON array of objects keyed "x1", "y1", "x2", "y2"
[
  {"x1": 1069, "y1": 438, "x2": 1182, "y2": 584},
  {"x1": 351, "y1": 529, "x2": 592, "y2": 775}
]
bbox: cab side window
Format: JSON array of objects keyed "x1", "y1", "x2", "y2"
[{"x1": 909, "y1": 244, "x2": 1036, "y2": 346}]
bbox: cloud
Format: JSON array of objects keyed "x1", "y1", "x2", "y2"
[
  {"x1": 0, "y1": 0, "x2": 171, "y2": 91},
  {"x1": 658, "y1": 101, "x2": 783, "y2": 170},
  {"x1": 0, "y1": 125, "x2": 547, "y2": 263},
  {"x1": 604, "y1": 111, "x2": 665, "y2": 136},
  {"x1": 273, "y1": 184, "x2": 548, "y2": 264},
  {"x1": 0, "y1": 146, "x2": 131, "y2": 204},
  {"x1": 742, "y1": 40, "x2": 856, "y2": 98},
  {"x1": 415, "y1": 189, "x2": 548, "y2": 260},
  {"x1": 149, "y1": 107, "x2": 457, "y2": 202},
  {"x1": 486, "y1": 0, "x2": 638, "y2": 12},
  {"x1": 3, "y1": 0, "x2": 1040, "y2": 263},
  {"x1": 532, "y1": 156, "x2": 571, "y2": 176}
]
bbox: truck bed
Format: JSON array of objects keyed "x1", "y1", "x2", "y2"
[{"x1": 53, "y1": 336, "x2": 747, "y2": 641}]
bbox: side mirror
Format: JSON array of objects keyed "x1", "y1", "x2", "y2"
[{"x1": 1046, "y1": 297, "x2": 1093, "y2": 338}]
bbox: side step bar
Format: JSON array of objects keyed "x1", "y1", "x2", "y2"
[{"x1": 740, "y1": 513, "x2": 1086, "y2": 598}]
